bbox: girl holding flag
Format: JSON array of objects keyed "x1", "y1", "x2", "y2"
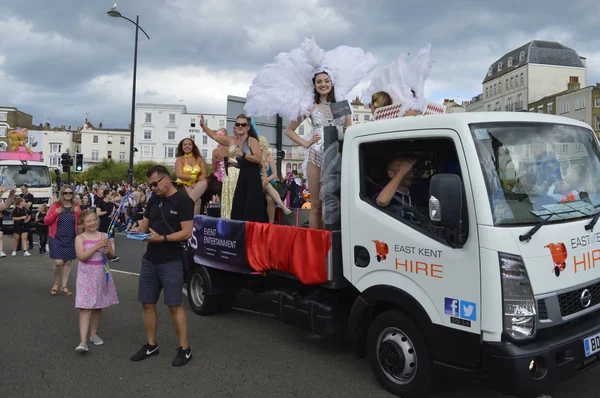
[{"x1": 74, "y1": 209, "x2": 118, "y2": 353}]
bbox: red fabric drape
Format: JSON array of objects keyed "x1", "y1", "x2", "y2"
[{"x1": 245, "y1": 222, "x2": 332, "y2": 285}]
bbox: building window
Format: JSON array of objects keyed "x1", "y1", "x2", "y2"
[
  {"x1": 596, "y1": 115, "x2": 600, "y2": 130},
  {"x1": 202, "y1": 135, "x2": 207, "y2": 145},
  {"x1": 510, "y1": 77, "x2": 514, "y2": 88},
  {"x1": 497, "y1": 62, "x2": 502, "y2": 72},
  {"x1": 520, "y1": 73, "x2": 524, "y2": 85},
  {"x1": 120, "y1": 137, "x2": 126, "y2": 145},
  {"x1": 93, "y1": 135, "x2": 99, "y2": 144},
  {"x1": 547, "y1": 102, "x2": 553, "y2": 113},
  {"x1": 0, "y1": 126, "x2": 6, "y2": 138},
  {"x1": 119, "y1": 152, "x2": 125, "y2": 161},
  {"x1": 507, "y1": 97, "x2": 513, "y2": 111},
  {"x1": 219, "y1": 120, "x2": 225, "y2": 128},
  {"x1": 516, "y1": 94, "x2": 523, "y2": 109},
  {"x1": 50, "y1": 143, "x2": 62, "y2": 153},
  {"x1": 560, "y1": 103, "x2": 570, "y2": 113},
  {"x1": 143, "y1": 130, "x2": 152, "y2": 140},
  {"x1": 50, "y1": 157, "x2": 59, "y2": 166},
  {"x1": 107, "y1": 151, "x2": 112, "y2": 159},
  {"x1": 141, "y1": 145, "x2": 154, "y2": 158},
  {"x1": 508, "y1": 57, "x2": 513, "y2": 67},
  {"x1": 487, "y1": 104, "x2": 492, "y2": 111},
  {"x1": 201, "y1": 149, "x2": 208, "y2": 159},
  {"x1": 190, "y1": 118, "x2": 196, "y2": 127},
  {"x1": 595, "y1": 98, "x2": 600, "y2": 108},
  {"x1": 165, "y1": 146, "x2": 176, "y2": 158},
  {"x1": 92, "y1": 150, "x2": 99, "y2": 161},
  {"x1": 0, "y1": 112, "x2": 6, "y2": 122},
  {"x1": 559, "y1": 144, "x2": 568, "y2": 153},
  {"x1": 353, "y1": 113, "x2": 359, "y2": 121},
  {"x1": 168, "y1": 131, "x2": 176, "y2": 140},
  {"x1": 575, "y1": 142, "x2": 585, "y2": 152},
  {"x1": 487, "y1": 67, "x2": 492, "y2": 77},
  {"x1": 364, "y1": 115, "x2": 370, "y2": 121},
  {"x1": 145, "y1": 113, "x2": 152, "y2": 123},
  {"x1": 519, "y1": 51, "x2": 525, "y2": 62},
  {"x1": 505, "y1": 79, "x2": 509, "y2": 91},
  {"x1": 495, "y1": 102, "x2": 500, "y2": 111},
  {"x1": 576, "y1": 98, "x2": 585, "y2": 109},
  {"x1": 107, "y1": 136, "x2": 113, "y2": 144},
  {"x1": 298, "y1": 125, "x2": 305, "y2": 136},
  {"x1": 493, "y1": 84, "x2": 497, "y2": 95},
  {"x1": 485, "y1": 87, "x2": 489, "y2": 98},
  {"x1": 169, "y1": 114, "x2": 176, "y2": 124},
  {"x1": 190, "y1": 134, "x2": 196, "y2": 141},
  {"x1": 538, "y1": 105, "x2": 544, "y2": 113}
]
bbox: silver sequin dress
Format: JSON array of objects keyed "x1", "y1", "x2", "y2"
[{"x1": 307, "y1": 103, "x2": 346, "y2": 169}]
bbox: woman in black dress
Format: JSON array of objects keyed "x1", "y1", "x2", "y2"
[
  {"x1": 200, "y1": 114, "x2": 268, "y2": 222},
  {"x1": 229, "y1": 114, "x2": 267, "y2": 222}
]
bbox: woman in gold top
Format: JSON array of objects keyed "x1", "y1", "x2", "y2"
[{"x1": 175, "y1": 138, "x2": 207, "y2": 215}]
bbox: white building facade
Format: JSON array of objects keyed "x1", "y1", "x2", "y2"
[
  {"x1": 41, "y1": 130, "x2": 76, "y2": 169},
  {"x1": 466, "y1": 41, "x2": 587, "y2": 112},
  {"x1": 79, "y1": 122, "x2": 130, "y2": 170},
  {"x1": 135, "y1": 103, "x2": 226, "y2": 167}
]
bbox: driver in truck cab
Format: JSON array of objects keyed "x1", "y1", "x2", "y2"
[{"x1": 374, "y1": 156, "x2": 417, "y2": 217}]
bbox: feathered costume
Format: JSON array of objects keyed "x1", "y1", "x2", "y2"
[
  {"x1": 244, "y1": 38, "x2": 377, "y2": 174},
  {"x1": 361, "y1": 44, "x2": 434, "y2": 115}
]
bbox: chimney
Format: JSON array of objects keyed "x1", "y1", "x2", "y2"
[
  {"x1": 567, "y1": 76, "x2": 581, "y2": 92},
  {"x1": 68, "y1": 125, "x2": 71, "y2": 131},
  {"x1": 99, "y1": 122, "x2": 103, "y2": 129}
]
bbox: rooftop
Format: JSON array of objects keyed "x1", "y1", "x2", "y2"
[{"x1": 483, "y1": 40, "x2": 585, "y2": 84}]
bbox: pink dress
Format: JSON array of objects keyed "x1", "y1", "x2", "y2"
[{"x1": 75, "y1": 237, "x2": 119, "y2": 309}]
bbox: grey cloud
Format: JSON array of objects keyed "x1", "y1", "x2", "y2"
[{"x1": 2, "y1": 0, "x2": 600, "y2": 128}]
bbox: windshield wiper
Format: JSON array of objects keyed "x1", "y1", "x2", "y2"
[
  {"x1": 585, "y1": 207, "x2": 600, "y2": 231},
  {"x1": 519, "y1": 215, "x2": 553, "y2": 243}
]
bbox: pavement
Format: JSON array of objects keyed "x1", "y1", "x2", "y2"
[{"x1": 0, "y1": 234, "x2": 599, "y2": 398}]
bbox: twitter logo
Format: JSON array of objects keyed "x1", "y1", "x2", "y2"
[{"x1": 459, "y1": 300, "x2": 477, "y2": 321}]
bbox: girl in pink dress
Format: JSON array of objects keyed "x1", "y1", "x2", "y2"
[{"x1": 74, "y1": 209, "x2": 118, "y2": 353}]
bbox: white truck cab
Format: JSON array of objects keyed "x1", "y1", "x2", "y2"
[
  {"x1": 187, "y1": 112, "x2": 600, "y2": 397},
  {"x1": 0, "y1": 160, "x2": 53, "y2": 228}
]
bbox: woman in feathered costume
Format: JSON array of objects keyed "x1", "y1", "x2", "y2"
[
  {"x1": 244, "y1": 38, "x2": 376, "y2": 229},
  {"x1": 362, "y1": 44, "x2": 434, "y2": 117}
]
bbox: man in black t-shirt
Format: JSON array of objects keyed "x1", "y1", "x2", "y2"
[
  {"x1": 19, "y1": 184, "x2": 34, "y2": 251},
  {"x1": 130, "y1": 165, "x2": 194, "y2": 367},
  {"x1": 96, "y1": 190, "x2": 115, "y2": 233}
]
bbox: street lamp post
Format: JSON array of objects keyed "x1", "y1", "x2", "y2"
[{"x1": 107, "y1": 3, "x2": 150, "y2": 186}]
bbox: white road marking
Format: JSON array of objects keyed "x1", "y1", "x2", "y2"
[{"x1": 110, "y1": 269, "x2": 140, "y2": 276}]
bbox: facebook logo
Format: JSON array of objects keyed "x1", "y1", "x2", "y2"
[{"x1": 445, "y1": 297, "x2": 477, "y2": 322}]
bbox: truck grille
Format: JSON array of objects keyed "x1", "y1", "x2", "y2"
[{"x1": 558, "y1": 281, "x2": 600, "y2": 317}]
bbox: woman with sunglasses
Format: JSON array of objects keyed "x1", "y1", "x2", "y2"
[
  {"x1": 200, "y1": 114, "x2": 267, "y2": 222},
  {"x1": 44, "y1": 185, "x2": 81, "y2": 296}
]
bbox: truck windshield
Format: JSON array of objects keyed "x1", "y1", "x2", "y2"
[
  {"x1": 0, "y1": 165, "x2": 51, "y2": 188},
  {"x1": 471, "y1": 122, "x2": 600, "y2": 226}
]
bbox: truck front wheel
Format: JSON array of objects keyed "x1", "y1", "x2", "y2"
[{"x1": 367, "y1": 310, "x2": 433, "y2": 398}]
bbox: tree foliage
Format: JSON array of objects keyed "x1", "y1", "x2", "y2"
[{"x1": 51, "y1": 160, "x2": 172, "y2": 186}]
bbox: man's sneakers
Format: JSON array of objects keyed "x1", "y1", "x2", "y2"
[
  {"x1": 130, "y1": 343, "x2": 191, "y2": 367},
  {"x1": 172, "y1": 346, "x2": 192, "y2": 367},
  {"x1": 130, "y1": 343, "x2": 160, "y2": 361}
]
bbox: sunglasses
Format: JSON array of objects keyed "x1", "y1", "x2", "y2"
[
  {"x1": 63, "y1": 192, "x2": 74, "y2": 195},
  {"x1": 148, "y1": 175, "x2": 166, "y2": 188},
  {"x1": 234, "y1": 123, "x2": 248, "y2": 128}
]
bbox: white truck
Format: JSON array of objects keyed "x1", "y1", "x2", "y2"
[
  {"x1": 185, "y1": 112, "x2": 600, "y2": 397},
  {"x1": 0, "y1": 160, "x2": 53, "y2": 230}
]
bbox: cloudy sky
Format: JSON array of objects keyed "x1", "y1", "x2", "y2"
[{"x1": 1, "y1": 0, "x2": 599, "y2": 129}]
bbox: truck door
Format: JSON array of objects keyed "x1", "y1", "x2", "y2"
[{"x1": 343, "y1": 129, "x2": 481, "y2": 337}]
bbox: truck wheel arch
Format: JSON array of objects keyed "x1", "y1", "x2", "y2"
[{"x1": 348, "y1": 285, "x2": 434, "y2": 359}]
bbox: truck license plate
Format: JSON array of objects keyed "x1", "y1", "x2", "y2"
[
  {"x1": 584, "y1": 332, "x2": 600, "y2": 357},
  {"x1": 3, "y1": 220, "x2": 13, "y2": 226}
]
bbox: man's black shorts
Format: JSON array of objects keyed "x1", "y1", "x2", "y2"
[{"x1": 138, "y1": 257, "x2": 184, "y2": 306}]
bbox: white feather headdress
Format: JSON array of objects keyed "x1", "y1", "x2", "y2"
[
  {"x1": 244, "y1": 38, "x2": 377, "y2": 121},
  {"x1": 361, "y1": 44, "x2": 434, "y2": 114}
]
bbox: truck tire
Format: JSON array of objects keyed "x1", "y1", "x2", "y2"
[
  {"x1": 187, "y1": 266, "x2": 224, "y2": 315},
  {"x1": 367, "y1": 309, "x2": 433, "y2": 398}
]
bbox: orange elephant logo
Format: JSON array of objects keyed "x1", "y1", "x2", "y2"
[
  {"x1": 545, "y1": 242, "x2": 567, "y2": 277},
  {"x1": 373, "y1": 240, "x2": 389, "y2": 262}
]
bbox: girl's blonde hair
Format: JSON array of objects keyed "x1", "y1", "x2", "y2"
[
  {"x1": 258, "y1": 136, "x2": 271, "y2": 160},
  {"x1": 371, "y1": 91, "x2": 393, "y2": 109},
  {"x1": 79, "y1": 209, "x2": 98, "y2": 226},
  {"x1": 38, "y1": 203, "x2": 48, "y2": 212}
]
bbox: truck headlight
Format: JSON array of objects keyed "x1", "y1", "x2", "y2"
[{"x1": 499, "y1": 252, "x2": 536, "y2": 341}]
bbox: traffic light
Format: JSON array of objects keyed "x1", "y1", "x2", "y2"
[
  {"x1": 74, "y1": 153, "x2": 84, "y2": 172},
  {"x1": 60, "y1": 153, "x2": 72, "y2": 173},
  {"x1": 276, "y1": 150, "x2": 286, "y2": 159}
]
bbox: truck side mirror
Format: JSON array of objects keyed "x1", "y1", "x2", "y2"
[{"x1": 429, "y1": 173, "x2": 463, "y2": 227}]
